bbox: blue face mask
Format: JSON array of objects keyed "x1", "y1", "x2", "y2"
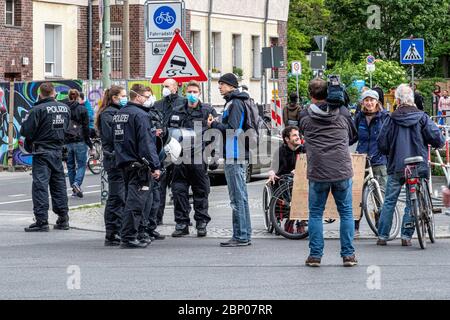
[
  {"x1": 119, "y1": 97, "x2": 128, "y2": 107},
  {"x1": 187, "y1": 93, "x2": 199, "y2": 104}
]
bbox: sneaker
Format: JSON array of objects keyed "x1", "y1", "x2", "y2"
[
  {"x1": 401, "y1": 239, "x2": 412, "y2": 247},
  {"x1": 72, "y1": 183, "x2": 83, "y2": 198},
  {"x1": 104, "y1": 234, "x2": 121, "y2": 246},
  {"x1": 376, "y1": 239, "x2": 387, "y2": 246},
  {"x1": 343, "y1": 255, "x2": 358, "y2": 267},
  {"x1": 219, "y1": 239, "x2": 251, "y2": 247},
  {"x1": 305, "y1": 256, "x2": 321, "y2": 267},
  {"x1": 120, "y1": 239, "x2": 148, "y2": 249},
  {"x1": 24, "y1": 220, "x2": 49, "y2": 232},
  {"x1": 149, "y1": 230, "x2": 165, "y2": 240},
  {"x1": 137, "y1": 233, "x2": 152, "y2": 244}
]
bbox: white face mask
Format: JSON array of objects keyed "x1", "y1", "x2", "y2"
[
  {"x1": 162, "y1": 87, "x2": 171, "y2": 97},
  {"x1": 144, "y1": 95, "x2": 156, "y2": 108}
]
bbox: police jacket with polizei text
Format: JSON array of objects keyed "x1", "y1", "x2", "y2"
[
  {"x1": 20, "y1": 97, "x2": 70, "y2": 151},
  {"x1": 154, "y1": 93, "x2": 186, "y2": 127},
  {"x1": 98, "y1": 103, "x2": 121, "y2": 171},
  {"x1": 113, "y1": 101, "x2": 160, "y2": 170},
  {"x1": 377, "y1": 105, "x2": 445, "y2": 175},
  {"x1": 65, "y1": 100, "x2": 93, "y2": 148},
  {"x1": 211, "y1": 90, "x2": 249, "y2": 160}
]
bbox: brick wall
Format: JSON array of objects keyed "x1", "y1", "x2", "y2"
[
  {"x1": 0, "y1": 0, "x2": 33, "y2": 80},
  {"x1": 78, "y1": 6, "x2": 88, "y2": 79},
  {"x1": 277, "y1": 20, "x2": 288, "y2": 108},
  {"x1": 129, "y1": 4, "x2": 145, "y2": 78}
]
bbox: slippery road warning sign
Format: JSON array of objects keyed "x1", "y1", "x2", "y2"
[{"x1": 151, "y1": 30, "x2": 208, "y2": 83}]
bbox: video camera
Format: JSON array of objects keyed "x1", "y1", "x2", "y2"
[{"x1": 326, "y1": 74, "x2": 346, "y2": 107}]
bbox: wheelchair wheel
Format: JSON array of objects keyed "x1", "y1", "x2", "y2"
[
  {"x1": 262, "y1": 184, "x2": 274, "y2": 233},
  {"x1": 269, "y1": 180, "x2": 308, "y2": 240}
]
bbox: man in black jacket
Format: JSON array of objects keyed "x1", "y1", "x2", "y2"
[
  {"x1": 20, "y1": 83, "x2": 71, "y2": 232},
  {"x1": 64, "y1": 89, "x2": 93, "y2": 198},
  {"x1": 114, "y1": 84, "x2": 161, "y2": 249},
  {"x1": 153, "y1": 78, "x2": 185, "y2": 225}
]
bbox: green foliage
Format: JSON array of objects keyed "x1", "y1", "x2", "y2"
[
  {"x1": 416, "y1": 77, "x2": 446, "y2": 113},
  {"x1": 233, "y1": 67, "x2": 243, "y2": 77}
]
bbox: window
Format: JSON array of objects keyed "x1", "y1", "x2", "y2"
[
  {"x1": 111, "y1": 25, "x2": 123, "y2": 79},
  {"x1": 251, "y1": 36, "x2": 261, "y2": 78},
  {"x1": 212, "y1": 32, "x2": 221, "y2": 72},
  {"x1": 45, "y1": 24, "x2": 62, "y2": 77},
  {"x1": 190, "y1": 31, "x2": 201, "y2": 63},
  {"x1": 232, "y1": 34, "x2": 242, "y2": 76},
  {"x1": 5, "y1": 0, "x2": 14, "y2": 26}
]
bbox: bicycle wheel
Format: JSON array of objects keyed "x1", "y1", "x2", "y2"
[
  {"x1": 88, "y1": 141, "x2": 102, "y2": 175},
  {"x1": 363, "y1": 183, "x2": 400, "y2": 240},
  {"x1": 422, "y1": 181, "x2": 435, "y2": 243},
  {"x1": 262, "y1": 184, "x2": 274, "y2": 233},
  {"x1": 268, "y1": 181, "x2": 308, "y2": 240},
  {"x1": 410, "y1": 194, "x2": 426, "y2": 249}
]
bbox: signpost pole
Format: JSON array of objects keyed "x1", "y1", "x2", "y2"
[
  {"x1": 296, "y1": 73, "x2": 299, "y2": 100},
  {"x1": 411, "y1": 64, "x2": 415, "y2": 88},
  {"x1": 369, "y1": 72, "x2": 372, "y2": 88}
]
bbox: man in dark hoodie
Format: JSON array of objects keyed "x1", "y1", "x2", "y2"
[
  {"x1": 208, "y1": 73, "x2": 252, "y2": 247},
  {"x1": 299, "y1": 78, "x2": 358, "y2": 267},
  {"x1": 64, "y1": 89, "x2": 93, "y2": 198},
  {"x1": 376, "y1": 84, "x2": 444, "y2": 246}
]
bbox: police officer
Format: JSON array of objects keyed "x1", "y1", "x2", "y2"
[
  {"x1": 114, "y1": 84, "x2": 161, "y2": 249},
  {"x1": 21, "y1": 82, "x2": 71, "y2": 232},
  {"x1": 96, "y1": 85, "x2": 127, "y2": 246},
  {"x1": 153, "y1": 78, "x2": 185, "y2": 225},
  {"x1": 169, "y1": 80, "x2": 213, "y2": 237}
]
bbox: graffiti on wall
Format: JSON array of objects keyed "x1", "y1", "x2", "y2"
[{"x1": 0, "y1": 83, "x2": 9, "y2": 166}]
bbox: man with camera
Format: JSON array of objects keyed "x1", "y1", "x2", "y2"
[{"x1": 298, "y1": 77, "x2": 358, "y2": 267}]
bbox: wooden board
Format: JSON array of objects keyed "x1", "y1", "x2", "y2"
[{"x1": 290, "y1": 153, "x2": 366, "y2": 220}]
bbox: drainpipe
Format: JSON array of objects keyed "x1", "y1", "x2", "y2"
[
  {"x1": 262, "y1": 0, "x2": 269, "y2": 107},
  {"x1": 207, "y1": 0, "x2": 213, "y2": 104},
  {"x1": 88, "y1": 0, "x2": 93, "y2": 81}
]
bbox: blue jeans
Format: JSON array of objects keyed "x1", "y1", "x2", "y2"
[
  {"x1": 308, "y1": 179, "x2": 355, "y2": 258},
  {"x1": 66, "y1": 142, "x2": 88, "y2": 187},
  {"x1": 377, "y1": 172, "x2": 415, "y2": 241},
  {"x1": 224, "y1": 164, "x2": 252, "y2": 242}
]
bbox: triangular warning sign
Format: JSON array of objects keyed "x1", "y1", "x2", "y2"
[
  {"x1": 151, "y1": 30, "x2": 208, "y2": 84},
  {"x1": 403, "y1": 43, "x2": 422, "y2": 61}
]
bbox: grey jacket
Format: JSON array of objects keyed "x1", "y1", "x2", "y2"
[{"x1": 298, "y1": 103, "x2": 356, "y2": 182}]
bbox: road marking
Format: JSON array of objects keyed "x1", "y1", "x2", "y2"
[
  {"x1": 7, "y1": 194, "x2": 27, "y2": 198},
  {"x1": 86, "y1": 185, "x2": 100, "y2": 188},
  {"x1": 0, "y1": 190, "x2": 100, "y2": 205}
]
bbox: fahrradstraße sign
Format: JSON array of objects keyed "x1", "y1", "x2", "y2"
[{"x1": 145, "y1": 1, "x2": 183, "y2": 41}]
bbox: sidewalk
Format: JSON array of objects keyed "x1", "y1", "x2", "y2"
[{"x1": 55, "y1": 178, "x2": 450, "y2": 240}]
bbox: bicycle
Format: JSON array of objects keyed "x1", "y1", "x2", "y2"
[
  {"x1": 404, "y1": 156, "x2": 435, "y2": 249},
  {"x1": 361, "y1": 157, "x2": 401, "y2": 240},
  {"x1": 87, "y1": 138, "x2": 103, "y2": 175},
  {"x1": 155, "y1": 12, "x2": 174, "y2": 25}
]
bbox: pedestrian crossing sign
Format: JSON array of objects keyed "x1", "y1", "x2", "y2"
[{"x1": 400, "y1": 38, "x2": 425, "y2": 64}]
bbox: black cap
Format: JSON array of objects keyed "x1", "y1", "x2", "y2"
[{"x1": 218, "y1": 73, "x2": 239, "y2": 88}]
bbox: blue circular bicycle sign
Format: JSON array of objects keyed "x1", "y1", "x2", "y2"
[{"x1": 153, "y1": 6, "x2": 176, "y2": 30}]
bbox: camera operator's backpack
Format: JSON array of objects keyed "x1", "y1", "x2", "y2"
[{"x1": 327, "y1": 76, "x2": 346, "y2": 107}]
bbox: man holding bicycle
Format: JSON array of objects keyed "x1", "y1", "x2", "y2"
[{"x1": 377, "y1": 84, "x2": 444, "y2": 246}]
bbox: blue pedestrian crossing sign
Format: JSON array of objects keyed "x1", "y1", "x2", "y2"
[{"x1": 400, "y1": 38, "x2": 425, "y2": 64}]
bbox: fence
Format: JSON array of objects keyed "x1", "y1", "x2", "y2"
[{"x1": 0, "y1": 79, "x2": 162, "y2": 170}]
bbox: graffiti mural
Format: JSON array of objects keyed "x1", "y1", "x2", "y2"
[{"x1": 0, "y1": 83, "x2": 10, "y2": 166}]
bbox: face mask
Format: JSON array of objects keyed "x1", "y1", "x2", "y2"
[
  {"x1": 162, "y1": 87, "x2": 171, "y2": 97},
  {"x1": 187, "y1": 93, "x2": 199, "y2": 104},
  {"x1": 143, "y1": 96, "x2": 155, "y2": 108},
  {"x1": 119, "y1": 97, "x2": 128, "y2": 107}
]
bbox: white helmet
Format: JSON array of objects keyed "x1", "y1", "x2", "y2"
[{"x1": 163, "y1": 137, "x2": 182, "y2": 163}]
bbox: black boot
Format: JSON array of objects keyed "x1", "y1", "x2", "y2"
[
  {"x1": 149, "y1": 230, "x2": 166, "y2": 240},
  {"x1": 171, "y1": 224, "x2": 189, "y2": 237},
  {"x1": 105, "y1": 233, "x2": 121, "y2": 246},
  {"x1": 137, "y1": 233, "x2": 153, "y2": 245},
  {"x1": 54, "y1": 215, "x2": 70, "y2": 230},
  {"x1": 24, "y1": 220, "x2": 49, "y2": 232},
  {"x1": 196, "y1": 222, "x2": 207, "y2": 237},
  {"x1": 120, "y1": 239, "x2": 148, "y2": 249}
]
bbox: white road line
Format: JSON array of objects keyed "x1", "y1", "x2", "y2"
[
  {"x1": 0, "y1": 190, "x2": 100, "y2": 205},
  {"x1": 86, "y1": 185, "x2": 100, "y2": 188},
  {"x1": 7, "y1": 194, "x2": 27, "y2": 198}
]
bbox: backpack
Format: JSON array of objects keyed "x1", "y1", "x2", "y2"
[
  {"x1": 65, "y1": 106, "x2": 83, "y2": 140},
  {"x1": 242, "y1": 97, "x2": 262, "y2": 136}
]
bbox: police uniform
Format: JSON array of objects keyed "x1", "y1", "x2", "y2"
[
  {"x1": 114, "y1": 101, "x2": 160, "y2": 247},
  {"x1": 153, "y1": 93, "x2": 185, "y2": 224},
  {"x1": 20, "y1": 97, "x2": 70, "y2": 231},
  {"x1": 98, "y1": 102, "x2": 125, "y2": 245},
  {"x1": 169, "y1": 101, "x2": 213, "y2": 236}
]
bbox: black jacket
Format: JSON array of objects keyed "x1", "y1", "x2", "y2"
[
  {"x1": 298, "y1": 103, "x2": 356, "y2": 182},
  {"x1": 272, "y1": 144, "x2": 303, "y2": 176},
  {"x1": 211, "y1": 90, "x2": 249, "y2": 160},
  {"x1": 154, "y1": 93, "x2": 186, "y2": 127},
  {"x1": 113, "y1": 101, "x2": 160, "y2": 170},
  {"x1": 20, "y1": 97, "x2": 70, "y2": 152},
  {"x1": 65, "y1": 100, "x2": 92, "y2": 148},
  {"x1": 98, "y1": 103, "x2": 121, "y2": 171}
]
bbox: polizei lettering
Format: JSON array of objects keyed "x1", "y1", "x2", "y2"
[
  {"x1": 46, "y1": 105, "x2": 68, "y2": 113},
  {"x1": 113, "y1": 114, "x2": 129, "y2": 123}
]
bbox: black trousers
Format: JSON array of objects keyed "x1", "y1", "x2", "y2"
[
  {"x1": 157, "y1": 164, "x2": 173, "y2": 223},
  {"x1": 172, "y1": 163, "x2": 211, "y2": 227},
  {"x1": 121, "y1": 167, "x2": 149, "y2": 242},
  {"x1": 32, "y1": 151, "x2": 68, "y2": 221},
  {"x1": 142, "y1": 178, "x2": 161, "y2": 233},
  {"x1": 104, "y1": 169, "x2": 125, "y2": 238}
]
